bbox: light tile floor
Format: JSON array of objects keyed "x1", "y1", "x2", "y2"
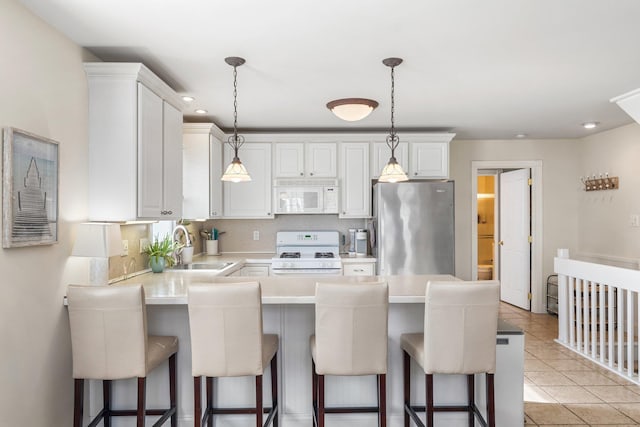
[{"x1": 500, "y1": 302, "x2": 640, "y2": 426}]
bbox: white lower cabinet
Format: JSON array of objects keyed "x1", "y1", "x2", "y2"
[
  {"x1": 223, "y1": 142, "x2": 273, "y2": 218},
  {"x1": 339, "y1": 142, "x2": 370, "y2": 218},
  {"x1": 343, "y1": 263, "x2": 376, "y2": 276}
]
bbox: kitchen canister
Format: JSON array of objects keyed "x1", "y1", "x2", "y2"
[{"x1": 206, "y1": 240, "x2": 219, "y2": 255}]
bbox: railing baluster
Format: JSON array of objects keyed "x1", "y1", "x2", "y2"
[
  {"x1": 627, "y1": 290, "x2": 634, "y2": 378},
  {"x1": 591, "y1": 281, "x2": 597, "y2": 358},
  {"x1": 576, "y1": 278, "x2": 583, "y2": 351},
  {"x1": 608, "y1": 285, "x2": 614, "y2": 368},
  {"x1": 618, "y1": 289, "x2": 624, "y2": 373},
  {"x1": 599, "y1": 283, "x2": 605, "y2": 363},
  {"x1": 584, "y1": 280, "x2": 590, "y2": 354},
  {"x1": 558, "y1": 272, "x2": 568, "y2": 343},
  {"x1": 569, "y1": 276, "x2": 575, "y2": 347}
]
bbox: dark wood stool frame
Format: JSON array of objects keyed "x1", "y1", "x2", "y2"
[
  {"x1": 403, "y1": 351, "x2": 495, "y2": 427},
  {"x1": 73, "y1": 353, "x2": 177, "y2": 427},
  {"x1": 193, "y1": 351, "x2": 278, "y2": 427},
  {"x1": 311, "y1": 360, "x2": 387, "y2": 427}
]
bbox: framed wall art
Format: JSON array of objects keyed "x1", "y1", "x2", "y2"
[{"x1": 2, "y1": 127, "x2": 59, "y2": 248}]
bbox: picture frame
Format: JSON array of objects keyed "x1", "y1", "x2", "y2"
[{"x1": 2, "y1": 127, "x2": 59, "y2": 248}]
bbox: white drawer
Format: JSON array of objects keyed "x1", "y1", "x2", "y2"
[{"x1": 343, "y1": 263, "x2": 375, "y2": 276}]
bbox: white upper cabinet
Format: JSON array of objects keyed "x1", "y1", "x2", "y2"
[
  {"x1": 410, "y1": 141, "x2": 449, "y2": 179},
  {"x1": 274, "y1": 141, "x2": 337, "y2": 178},
  {"x1": 85, "y1": 63, "x2": 184, "y2": 221},
  {"x1": 182, "y1": 123, "x2": 224, "y2": 219},
  {"x1": 371, "y1": 142, "x2": 409, "y2": 178},
  {"x1": 223, "y1": 142, "x2": 273, "y2": 218},
  {"x1": 339, "y1": 142, "x2": 370, "y2": 218}
]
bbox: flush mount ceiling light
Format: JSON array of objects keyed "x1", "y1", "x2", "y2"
[
  {"x1": 326, "y1": 98, "x2": 379, "y2": 121},
  {"x1": 378, "y1": 57, "x2": 409, "y2": 183},
  {"x1": 582, "y1": 122, "x2": 599, "y2": 129},
  {"x1": 195, "y1": 109, "x2": 207, "y2": 114},
  {"x1": 182, "y1": 96, "x2": 195, "y2": 102},
  {"x1": 221, "y1": 56, "x2": 251, "y2": 183}
]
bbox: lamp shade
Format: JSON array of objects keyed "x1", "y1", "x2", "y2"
[
  {"x1": 221, "y1": 158, "x2": 252, "y2": 183},
  {"x1": 326, "y1": 98, "x2": 378, "y2": 122},
  {"x1": 378, "y1": 158, "x2": 409, "y2": 183},
  {"x1": 72, "y1": 222, "x2": 122, "y2": 258}
]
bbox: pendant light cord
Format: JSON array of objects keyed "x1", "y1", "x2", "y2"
[{"x1": 228, "y1": 63, "x2": 245, "y2": 159}]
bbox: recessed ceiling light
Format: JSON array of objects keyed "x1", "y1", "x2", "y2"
[
  {"x1": 582, "y1": 122, "x2": 599, "y2": 129},
  {"x1": 515, "y1": 133, "x2": 527, "y2": 138},
  {"x1": 195, "y1": 109, "x2": 207, "y2": 114},
  {"x1": 182, "y1": 96, "x2": 195, "y2": 102}
]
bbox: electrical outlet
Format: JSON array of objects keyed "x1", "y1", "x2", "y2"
[
  {"x1": 253, "y1": 230, "x2": 260, "y2": 241},
  {"x1": 631, "y1": 214, "x2": 640, "y2": 227},
  {"x1": 139, "y1": 238, "x2": 150, "y2": 254},
  {"x1": 121, "y1": 240, "x2": 129, "y2": 257}
]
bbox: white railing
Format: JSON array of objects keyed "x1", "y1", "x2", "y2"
[{"x1": 555, "y1": 248, "x2": 640, "y2": 384}]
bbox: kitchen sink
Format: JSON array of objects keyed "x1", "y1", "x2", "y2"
[{"x1": 169, "y1": 262, "x2": 234, "y2": 271}]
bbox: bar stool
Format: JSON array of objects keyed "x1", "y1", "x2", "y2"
[
  {"x1": 401, "y1": 280, "x2": 500, "y2": 427},
  {"x1": 311, "y1": 282, "x2": 388, "y2": 427},
  {"x1": 187, "y1": 282, "x2": 278, "y2": 427},
  {"x1": 67, "y1": 284, "x2": 178, "y2": 427}
]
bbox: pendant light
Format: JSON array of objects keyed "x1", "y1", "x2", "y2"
[
  {"x1": 378, "y1": 57, "x2": 409, "y2": 183},
  {"x1": 326, "y1": 98, "x2": 379, "y2": 121},
  {"x1": 221, "y1": 56, "x2": 251, "y2": 182}
]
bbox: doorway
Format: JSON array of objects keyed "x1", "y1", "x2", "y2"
[{"x1": 471, "y1": 161, "x2": 543, "y2": 313}]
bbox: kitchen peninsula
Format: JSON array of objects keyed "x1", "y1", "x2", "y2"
[{"x1": 77, "y1": 269, "x2": 524, "y2": 427}]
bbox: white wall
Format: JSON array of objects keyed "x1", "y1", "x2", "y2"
[
  {"x1": 0, "y1": 0, "x2": 91, "y2": 424},
  {"x1": 450, "y1": 138, "x2": 581, "y2": 291},
  {"x1": 577, "y1": 123, "x2": 640, "y2": 266}
]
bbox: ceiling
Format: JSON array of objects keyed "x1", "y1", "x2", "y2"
[{"x1": 18, "y1": 0, "x2": 640, "y2": 139}]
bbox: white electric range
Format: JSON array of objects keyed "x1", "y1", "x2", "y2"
[{"x1": 271, "y1": 231, "x2": 342, "y2": 275}]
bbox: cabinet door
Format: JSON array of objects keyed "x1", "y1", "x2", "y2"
[
  {"x1": 306, "y1": 142, "x2": 337, "y2": 177},
  {"x1": 371, "y1": 142, "x2": 409, "y2": 179},
  {"x1": 223, "y1": 143, "x2": 273, "y2": 218},
  {"x1": 209, "y1": 136, "x2": 223, "y2": 218},
  {"x1": 274, "y1": 143, "x2": 304, "y2": 177},
  {"x1": 183, "y1": 124, "x2": 211, "y2": 219},
  {"x1": 162, "y1": 101, "x2": 183, "y2": 219},
  {"x1": 137, "y1": 83, "x2": 165, "y2": 218},
  {"x1": 339, "y1": 142, "x2": 370, "y2": 218},
  {"x1": 410, "y1": 142, "x2": 449, "y2": 178}
]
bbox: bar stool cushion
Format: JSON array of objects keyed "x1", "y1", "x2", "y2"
[
  {"x1": 312, "y1": 282, "x2": 388, "y2": 376},
  {"x1": 188, "y1": 282, "x2": 278, "y2": 377}
]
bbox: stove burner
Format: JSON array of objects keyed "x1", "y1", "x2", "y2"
[
  {"x1": 315, "y1": 252, "x2": 335, "y2": 259},
  {"x1": 280, "y1": 252, "x2": 301, "y2": 259}
]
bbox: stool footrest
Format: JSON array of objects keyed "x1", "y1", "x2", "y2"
[
  {"x1": 324, "y1": 406, "x2": 382, "y2": 413},
  {"x1": 405, "y1": 403, "x2": 488, "y2": 427},
  {"x1": 209, "y1": 406, "x2": 275, "y2": 414}
]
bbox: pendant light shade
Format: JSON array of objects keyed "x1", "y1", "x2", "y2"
[
  {"x1": 378, "y1": 57, "x2": 409, "y2": 183},
  {"x1": 326, "y1": 98, "x2": 379, "y2": 121},
  {"x1": 221, "y1": 56, "x2": 252, "y2": 182}
]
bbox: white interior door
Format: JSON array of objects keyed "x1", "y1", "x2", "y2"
[{"x1": 499, "y1": 169, "x2": 531, "y2": 309}]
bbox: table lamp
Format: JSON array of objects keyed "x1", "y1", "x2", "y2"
[{"x1": 72, "y1": 222, "x2": 122, "y2": 285}]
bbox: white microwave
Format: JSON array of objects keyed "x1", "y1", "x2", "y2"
[{"x1": 273, "y1": 179, "x2": 339, "y2": 214}]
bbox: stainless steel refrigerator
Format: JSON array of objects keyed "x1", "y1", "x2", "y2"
[{"x1": 372, "y1": 181, "x2": 454, "y2": 275}]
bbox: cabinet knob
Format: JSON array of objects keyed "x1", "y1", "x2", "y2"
[
  {"x1": 498, "y1": 240, "x2": 504, "y2": 246},
  {"x1": 167, "y1": 210, "x2": 172, "y2": 215},
  {"x1": 300, "y1": 172, "x2": 303, "y2": 176},
  {"x1": 310, "y1": 172, "x2": 314, "y2": 176},
  {"x1": 414, "y1": 172, "x2": 418, "y2": 176}
]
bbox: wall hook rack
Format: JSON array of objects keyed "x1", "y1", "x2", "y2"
[{"x1": 580, "y1": 173, "x2": 619, "y2": 191}]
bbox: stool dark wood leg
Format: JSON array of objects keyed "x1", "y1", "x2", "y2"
[
  {"x1": 318, "y1": 374, "x2": 325, "y2": 427},
  {"x1": 467, "y1": 374, "x2": 474, "y2": 427},
  {"x1": 271, "y1": 352, "x2": 279, "y2": 427},
  {"x1": 103, "y1": 379, "x2": 111, "y2": 427},
  {"x1": 169, "y1": 353, "x2": 177, "y2": 427},
  {"x1": 73, "y1": 379, "x2": 83, "y2": 427},
  {"x1": 403, "y1": 351, "x2": 410, "y2": 427},
  {"x1": 136, "y1": 377, "x2": 146, "y2": 427},
  {"x1": 256, "y1": 375, "x2": 263, "y2": 427},
  {"x1": 312, "y1": 360, "x2": 318, "y2": 426},
  {"x1": 487, "y1": 373, "x2": 495, "y2": 427},
  {"x1": 194, "y1": 376, "x2": 202, "y2": 427},
  {"x1": 379, "y1": 374, "x2": 387, "y2": 427},
  {"x1": 426, "y1": 374, "x2": 434, "y2": 427},
  {"x1": 206, "y1": 377, "x2": 213, "y2": 427}
]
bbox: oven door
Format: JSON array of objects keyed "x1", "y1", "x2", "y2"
[
  {"x1": 270, "y1": 267, "x2": 343, "y2": 276},
  {"x1": 273, "y1": 187, "x2": 324, "y2": 214}
]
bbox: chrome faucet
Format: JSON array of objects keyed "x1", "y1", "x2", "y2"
[{"x1": 172, "y1": 225, "x2": 193, "y2": 265}]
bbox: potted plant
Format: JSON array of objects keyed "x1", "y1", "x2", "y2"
[{"x1": 143, "y1": 234, "x2": 181, "y2": 273}]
